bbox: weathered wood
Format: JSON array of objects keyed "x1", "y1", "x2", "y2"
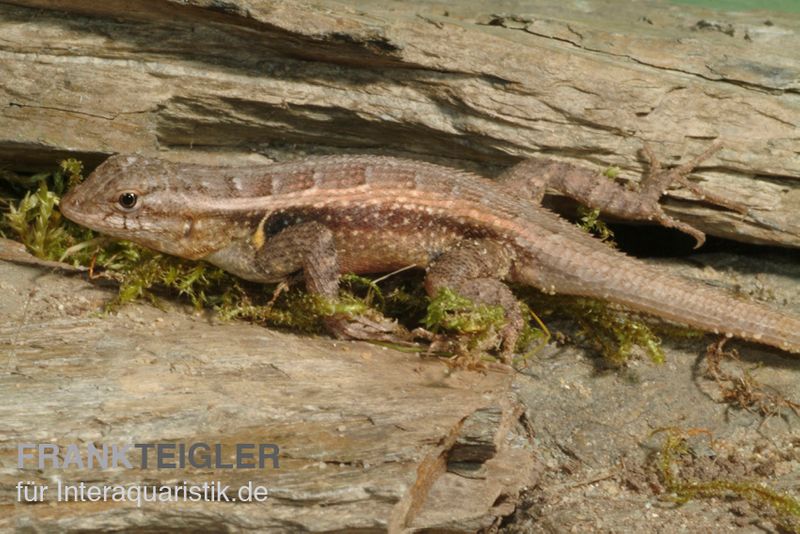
[
  {"x1": 0, "y1": 254, "x2": 536, "y2": 532},
  {"x1": 3, "y1": 247, "x2": 799, "y2": 532},
  {"x1": 0, "y1": 0, "x2": 798, "y2": 246}
]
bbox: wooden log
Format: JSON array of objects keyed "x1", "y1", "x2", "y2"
[
  {"x1": 0, "y1": 0, "x2": 798, "y2": 246},
  {"x1": 0, "y1": 249, "x2": 536, "y2": 531}
]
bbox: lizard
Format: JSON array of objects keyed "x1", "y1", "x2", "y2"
[{"x1": 59, "y1": 144, "x2": 800, "y2": 360}]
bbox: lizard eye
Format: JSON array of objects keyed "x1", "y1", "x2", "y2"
[{"x1": 118, "y1": 191, "x2": 138, "y2": 210}]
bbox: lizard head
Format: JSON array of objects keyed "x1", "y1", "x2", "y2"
[{"x1": 61, "y1": 155, "x2": 228, "y2": 259}]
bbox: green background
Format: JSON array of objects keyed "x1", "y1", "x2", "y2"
[{"x1": 670, "y1": 0, "x2": 800, "y2": 13}]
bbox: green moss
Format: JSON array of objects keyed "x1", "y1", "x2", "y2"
[
  {"x1": 577, "y1": 206, "x2": 616, "y2": 246},
  {"x1": 1, "y1": 160, "x2": 90, "y2": 261},
  {"x1": 218, "y1": 289, "x2": 327, "y2": 333},
  {"x1": 105, "y1": 249, "x2": 237, "y2": 311},
  {"x1": 413, "y1": 287, "x2": 546, "y2": 361},
  {"x1": 513, "y1": 287, "x2": 666, "y2": 366},
  {"x1": 425, "y1": 287, "x2": 504, "y2": 334},
  {"x1": 60, "y1": 158, "x2": 85, "y2": 189},
  {"x1": 653, "y1": 428, "x2": 800, "y2": 533},
  {"x1": 571, "y1": 298, "x2": 665, "y2": 366},
  {"x1": 4, "y1": 181, "x2": 74, "y2": 259},
  {"x1": 424, "y1": 287, "x2": 507, "y2": 352},
  {"x1": 603, "y1": 165, "x2": 621, "y2": 179},
  {"x1": 340, "y1": 273, "x2": 386, "y2": 309},
  {"x1": 515, "y1": 300, "x2": 551, "y2": 360}
]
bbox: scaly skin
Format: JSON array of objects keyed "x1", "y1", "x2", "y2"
[{"x1": 60, "y1": 152, "x2": 800, "y2": 355}]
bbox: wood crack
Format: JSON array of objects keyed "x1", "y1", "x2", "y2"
[{"x1": 480, "y1": 18, "x2": 795, "y2": 95}]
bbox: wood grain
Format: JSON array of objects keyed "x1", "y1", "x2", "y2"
[{"x1": 0, "y1": 0, "x2": 797, "y2": 246}]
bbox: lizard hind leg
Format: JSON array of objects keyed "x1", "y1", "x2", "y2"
[
  {"x1": 424, "y1": 239, "x2": 524, "y2": 362},
  {"x1": 498, "y1": 143, "x2": 748, "y2": 248}
]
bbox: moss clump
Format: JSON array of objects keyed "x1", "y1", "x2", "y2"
[
  {"x1": 424, "y1": 287, "x2": 508, "y2": 353},
  {"x1": 104, "y1": 248, "x2": 238, "y2": 311},
  {"x1": 653, "y1": 428, "x2": 800, "y2": 533},
  {"x1": 340, "y1": 269, "x2": 431, "y2": 324},
  {"x1": 602, "y1": 166, "x2": 621, "y2": 179},
  {"x1": 513, "y1": 285, "x2": 666, "y2": 367},
  {"x1": 570, "y1": 298, "x2": 665, "y2": 366},
  {"x1": 4, "y1": 180, "x2": 74, "y2": 259},
  {"x1": 577, "y1": 206, "x2": 617, "y2": 246},
  {"x1": 424, "y1": 287, "x2": 505, "y2": 336},
  {"x1": 1, "y1": 159, "x2": 85, "y2": 260},
  {"x1": 218, "y1": 288, "x2": 330, "y2": 333},
  {"x1": 421, "y1": 288, "x2": 548, "y2": 361}
]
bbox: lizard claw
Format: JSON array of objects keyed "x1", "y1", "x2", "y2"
[
  {"x1": 638, "y1": 142, "x2": 754, "y2": 247},
  {"x1": 653, "y1": 211, "x2": 707, "y2": 249}
]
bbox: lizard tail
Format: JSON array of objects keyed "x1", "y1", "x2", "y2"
[{"x1": 516, "y1": 251, "x2": 800, "y2": 354}]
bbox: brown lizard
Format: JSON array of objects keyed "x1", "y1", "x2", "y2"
[{"x1": 59, "y1": 145, "x2": 800, "y2": 358}]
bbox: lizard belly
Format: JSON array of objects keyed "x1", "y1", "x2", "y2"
[
  {"x1": 333, "y1": 228, "x2": 455, "y2": 274},
  {"x1": 203, "y1": 239, "x2": 282, "y2": 283},
  {"x1": 204, "y1": 226, "x2": 463, "y2": 282}
]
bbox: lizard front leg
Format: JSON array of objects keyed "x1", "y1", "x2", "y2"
[
  {"x1": 497, "y1": 143, "x2": 748, "y2": 248},
  {"x1": 424, "y1": 239, "x2": 523, "y2": 362},
  {"x1": 254, "y1": 221, "x2": 405, "y2": 342}
]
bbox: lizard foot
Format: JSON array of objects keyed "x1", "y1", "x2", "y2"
[
  {"x1": 639, "y1": 142, "x2": 749, "y2": 248},
  {"x1": 324, "y1": 314, "x2": 413, "y2": 345},
  {"x1": 424, "y1": 242, "x2": 523, "y2": 364},
  {"x1": 412, "y1": 301, "x2": 521, "y2": 365},
  {"x1": 410, "y1": 327, "x2": 498, "y2": 368}
]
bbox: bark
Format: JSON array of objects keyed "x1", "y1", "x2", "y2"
[
  {"x1": 0, "y1": 0, "x2": 798, "y2": 246},
  {"x1": 0, "y1": 243, "x2": 537, "y2": 532}
]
